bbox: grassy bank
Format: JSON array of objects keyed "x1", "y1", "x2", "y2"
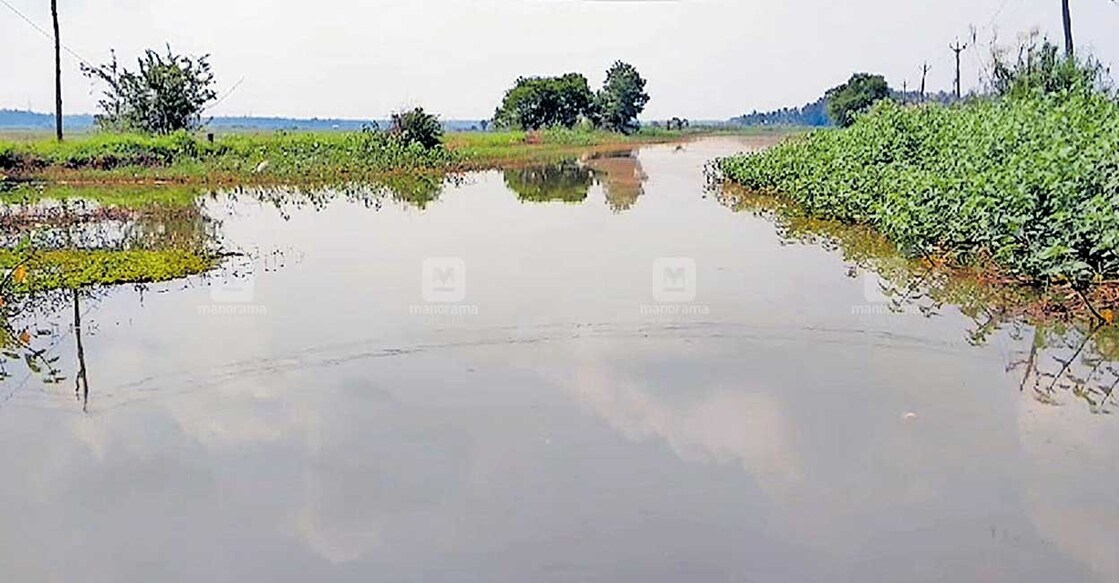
[
  {"x1": 718, "y1": 93, "x2": 1119, "y2": 287},
  {"x1": 0, "y1": 127, "x2": 741, "y2": 184},
  {"x1": 0, "y1": 130, "x2": 455, "y2": 183}
]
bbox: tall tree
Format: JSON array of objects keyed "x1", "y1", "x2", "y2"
[
  {"x1": 596, "y1": 61, "x2": 650, "y2": 134},
  {"x1": 51, "y1": 0, "x2": 62, "y2": 141}
]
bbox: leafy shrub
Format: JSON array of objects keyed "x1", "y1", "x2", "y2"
[
  {"x1": 82, "y1": 45, "x2": 217, "y2": 134},
  {"x1": 389, "y1": 108, "x2": 443, "y2": 150},
  {"x1": 718, "y1": 93, "x2": 1119, "y2": 284},
  {"x1": 991, "y1": 34, "x2": 1111, "y2": 99}
]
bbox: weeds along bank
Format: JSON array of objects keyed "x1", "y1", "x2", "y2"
[
  {"x1": 717, "y1": 92, "x2": 1119, "y2": 286},
  {"x1": 0, "y1": 130, "x2": 455, "y2": 182},
  {"x1": 0, "y1": 128, "x2": 697, "y2": 183}
]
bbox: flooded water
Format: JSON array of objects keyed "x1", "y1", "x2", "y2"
[{"x1": 1, "y1": 137, "x2": 1117, "y2": 582}]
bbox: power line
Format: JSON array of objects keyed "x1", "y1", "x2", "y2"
[
  {"x1": 0, "y1": 0, "x2": 92, "y2": 67},
  {"x1": 208, "y1": 76, "x2": 247, "y2": 111},
  {"x1": 983, "y1": 0, "x2": 1019, "y2": 31}
]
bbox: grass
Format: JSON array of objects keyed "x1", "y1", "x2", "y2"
[
  {"x1": 717, "y1": 92, "x2": 1119, "y2": 287},
  {"x1": 0, "y1": 130, "x2": 455, "y2": 183},
  {"x1": 0, "y1": 125, "x2": 792, "y2": 185}
]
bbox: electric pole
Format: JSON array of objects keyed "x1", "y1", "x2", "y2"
[
  {"x1": 1061, "y1": 0, "x2": 1074, "y2": 57},
  {"x1": 919, "y1": 62, "x2": 932, "y2": 103},
  {"x1": 950, "y1": 40, "x2": 968, "y2": 100},
  {"x1": 51, "y1": 0, "x2": 62, "y2": 141}
]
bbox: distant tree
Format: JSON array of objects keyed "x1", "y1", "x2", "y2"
[
  {"x1": 825, "y1": 73, "x2": 890, "y2": 128},
  {"x1": 82, "y1": 46, "x2": 216, "y2": 134},
  {"x1": 479, "y1": 119, "x2": 490, "y2": 132},
  {"x1": 666, "y1": 117, "x2": 690, "y2": 130},
  {"x1": 733, "y1": 97, "x2": 831, "y2": 127},
  {"x1": 493, "y1": 74, "x2": 596, "y2": 130},
  {"x1": 390, "y1": 107, "x2": 443, "y2": 149},
  {"x1": 596, "y1": 61, "x2": 650, "y2": 134}
]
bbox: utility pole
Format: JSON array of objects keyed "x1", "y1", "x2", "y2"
[
  {"x1": 51, "y1": 0, "x2": 62, "y2": 141},
  {"x1": 901, "y1": 80, "x2": 908, "y2": 104},
  {"x1": 919, "y1": 62, "x2": 932, "y2": 103},
  {"x1": 950, "y1": 40, "x2": 968, "y2": 100},
  {"x1": 1061, "y1": 0, "x2": 1074, "y2": 57}
]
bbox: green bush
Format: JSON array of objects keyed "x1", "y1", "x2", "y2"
[
  {"x1": 390, "y1": 108, "x2": 444, "y2": 150},
  {"x1": 718, "y1": 93, "x2": 1119, "y2": 284}
]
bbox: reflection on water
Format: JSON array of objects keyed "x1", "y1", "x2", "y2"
[
  {"x1": 585, "y1": 151, "x2": 647, "y2": 212},
  {"x1": 504, "y1": 160, "x2": 593, "y2": 203},
  {"x1": 504, "y1": 150, "x2": 646, "y2": 211},
  {"x1": 718, "y1": 187, "x2": 1119, "y2": 415},
  {"x1": 0, "y1": 138, "x2": 1116, "y2": 582}
]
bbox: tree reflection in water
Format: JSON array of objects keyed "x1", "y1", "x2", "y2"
[
  {"x1": 503, "y1": 150, "x2": 647, "y2": 211},
  {"x1": 503, "y1": 161, "x2": 593, "y2": 204},
  {"x1": 585, "y1": 151, "x2": 647, "y2": 212},
  {"x1": 719, "y1": 187, "x2": 1119, "y2": 414}
]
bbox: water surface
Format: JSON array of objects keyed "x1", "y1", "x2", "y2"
[{"x1": 1, "y1": 138, "x2": 1116, "y2": 582}]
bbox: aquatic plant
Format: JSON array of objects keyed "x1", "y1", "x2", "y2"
[{"x1": 717, "y1": 91, "x2": 1119, "y2": 286}]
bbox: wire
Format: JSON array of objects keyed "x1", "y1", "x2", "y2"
[
  {"x1": 207, "y1": 76, "x2": 247, "y2": 111},
  {"x1": 983, "y1": 0, "x2": 1017, "y2": 31},
  {"x1": 0, "y1": 0, "x2": 93, "y2": 67}
]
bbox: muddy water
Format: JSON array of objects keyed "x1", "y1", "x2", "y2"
[{"x1": 1, "y1": 137, "x2": 1116, "y2": 582}]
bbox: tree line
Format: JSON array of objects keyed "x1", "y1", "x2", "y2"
[{"x1": 492, "y1": 61, "x2": 650, "y2": 134}]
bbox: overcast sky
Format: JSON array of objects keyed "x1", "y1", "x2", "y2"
[{"x1": 2, "y1": 0, "x2": 1118, "y2": 120}]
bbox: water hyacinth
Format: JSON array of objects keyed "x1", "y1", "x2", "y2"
[{"x1": 717, "y1": 93, "x2": 1119, "y2": 285}]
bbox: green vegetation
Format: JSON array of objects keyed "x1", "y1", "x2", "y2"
[
  {"x1": 0, "y1": 125, "x2": 711, "y2": 183},
  {"x1": 825, "y1": 73, "x2": 890, "y2": 128},
  {"x1": 493, "y1": 61, "x2": 649, "y2": 134},
  {"x1": 0, "y1": 248, "x2": 213, "y2": 292},
  {"x1": 82, "y1": 45, "x2": 217, "y2": 134},
  {"x1": 389, "y1": 107, "x2": 444, "y2": 150},
  {"x1": 0, "y1": 129, "x2": 455, "y2": 182},
  {"x1": 991, "y1": 36, "x2": 1110, "y2": 99},
  {"x1": 721, "y1": 187, "x2": 1119, "y2": 413},
  {"x1": 494, "y1": 74, "x2": 597, "y2": 131},
  {"x1": 718, "y1": 88, "x2": 1119, "y2": 286},
  {"x1": 596, "y1": 61, "x2": 650, "y2": 134}
]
